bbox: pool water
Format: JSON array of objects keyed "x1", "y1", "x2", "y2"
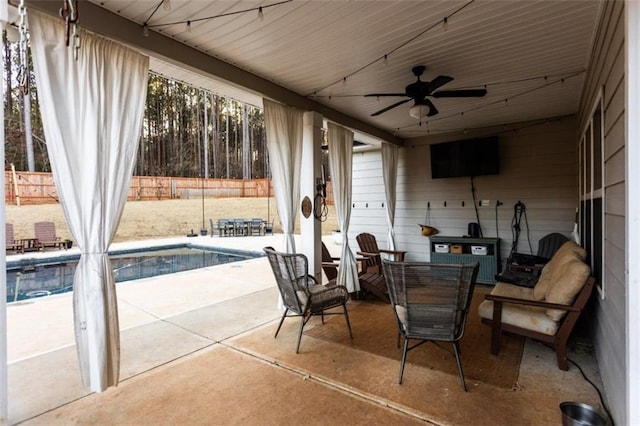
[{"x1": 6, "y1": 246, "x2": 257, "y2": 303}]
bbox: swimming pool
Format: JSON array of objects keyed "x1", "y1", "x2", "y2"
[{"x1": 6, "y1": 244, "x2": 261, "y2": 303}]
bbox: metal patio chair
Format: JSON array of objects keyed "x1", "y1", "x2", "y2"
[
  {"x1": 382, "y1": 259, "x2": 479, "y2": 391},
  {"x1": 250, "y1": 218, "x2": 264, "y2": 236},
  {"x1": 211, "y1": 218, "x2": 228, "y2": 237},
  {"x1": 264, "y1": 246, "x2": 353, "y2": 353}
]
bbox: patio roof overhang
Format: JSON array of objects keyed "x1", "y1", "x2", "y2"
[{"x1": 25, "y1": 0, "x2": 404, "y2": 147}]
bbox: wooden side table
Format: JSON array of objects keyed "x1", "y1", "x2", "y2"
[{"x1": 20, "y1": 238, "x2": 40, "y2": 252}]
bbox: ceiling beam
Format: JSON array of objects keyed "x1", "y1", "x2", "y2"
[{"x1": 26, "y1": 1, "x2": 403, "y2": 146}]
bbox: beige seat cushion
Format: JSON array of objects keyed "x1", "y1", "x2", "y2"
[
  {"x1": 395, "y1": 305, "x2": 407, "y2": 331},
  {"x1": 296, "y1": 290, "x2": 309, "y2": 310},
  {"x1": 478, "y1": 282, "x2": 559, "y2": 336}
]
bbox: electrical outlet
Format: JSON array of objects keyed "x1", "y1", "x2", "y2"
[{"x1": 479, "y1": 200, "x2": 491, "y2": 207}]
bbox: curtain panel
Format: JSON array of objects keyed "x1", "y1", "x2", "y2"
[
  {"x1": 382, "y1": 143, "x2": 399, "y2": 251},
  {"x1": 263, "y1": 99, "x2": 303, "y2": 253},
  {"x1": 29, "y1": 11, "x2": 149, "y2": 392},
  {"x1": 327, "y1": 123, "x2": 359, "y2": 292}
]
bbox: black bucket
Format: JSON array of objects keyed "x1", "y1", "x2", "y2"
[
  {"x1": 467, "y1": 222, "x2": 480, "y2": 238},
  {"x1": 560, "y1": 402, "x2": 607, "y2": 426}
]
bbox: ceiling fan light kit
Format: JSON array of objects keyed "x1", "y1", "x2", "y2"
[{"x1": 409, "y1": 104, "x2": 430, "y2": 119}]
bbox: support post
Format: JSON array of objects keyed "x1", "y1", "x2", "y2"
[
  {"x1": 300, "y1": 111, "x2": 323, "y2": 282},
  {"x1": 1, "y1": 1, "x2": 9, "y2": 420},
  {"x1": 10, "y1": 164, "x2": 19, "y2": 206}
]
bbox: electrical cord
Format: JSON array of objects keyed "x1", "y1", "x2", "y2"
[
  {"x1": 566, "y1": 357, "x2": 614, "y2": 425},
  {"x1": 541, "y1": 343, "x2": 613, "y2": 424},
  {"x1": 495, "y1": 202, "x2": 500, "y2": 239},
  {"x1": 523, "y1": 207, "x2": 532, "y2": 254},
  {"x1": 313, "y1": 193, "x2": 328, "y2": 222}
]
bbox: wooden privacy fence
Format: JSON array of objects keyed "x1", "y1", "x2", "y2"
[{"x1": 4, "y1": 171, "x2": 334, "y2": 205}]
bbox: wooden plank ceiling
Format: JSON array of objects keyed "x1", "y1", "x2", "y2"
[{"x1": 82, "y1": 1, "x2": 601, "y2": 142}]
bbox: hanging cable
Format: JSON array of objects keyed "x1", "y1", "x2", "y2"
[
  {"x1": 313, "y1": 164, "x2": 328, "y2": 221},
  {"x1": 307, "y1": 0, "x2": 476, "y2": 96},
  {"x1": 146, "y1": 0, "x2": 292, "y2": 30},
  {"x1": 510, "y1": 201, "x2": 523, "y2": 256},
  {"x1": 470, "y1": 177, "x2": 483, "y2": 237},
  {"x1": 143, "y1": 0, "x2": 166, "y2": 29},
  {"x1": 509, "y1": 201, "x2": 532, "y2": 258}
]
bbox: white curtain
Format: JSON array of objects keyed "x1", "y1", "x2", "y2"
[
  {"x1": 29, "y1": 11, "x2": 149, "y2": 392},
  {"x1": 263, "y1": 99, "x2": 303, "y2": 253},
  {"x1": 382, "y1": 143, "x2": 399, "y2": 251},
  {"x1": 328, "y1": 123, "x2": 359, "y2": 292}
]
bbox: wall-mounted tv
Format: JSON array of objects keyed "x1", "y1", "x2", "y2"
[{"x1": 430, "y1": 136, "x2": 500, "y2": 179}]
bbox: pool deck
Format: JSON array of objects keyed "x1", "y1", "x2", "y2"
[
  {"x1": 7, "y1": 234, "x2": 288, "y2": 422},
  {"x1": 5, "y1": 234, "x2": 606, "y2": 425}
]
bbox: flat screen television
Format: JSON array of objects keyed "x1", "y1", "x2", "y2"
[{"x1": 430, "y1": 136, "x2": 500, "y2": 179}]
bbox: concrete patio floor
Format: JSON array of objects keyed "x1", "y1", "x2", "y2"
[{"x1": 6, "y1": 234, "x2": 607, "y2": 425}]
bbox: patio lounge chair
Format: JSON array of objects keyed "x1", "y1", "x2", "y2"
[
  {"x1": 479, "y1": 241, "x2": 595, "y2": 370},
  {"x1": 382, "y1": 259, "x2": 480, "y2": 391},
  {"x1": 34, "y1": 221, "x2": 65, "y2": 250},
  {"x1": 321, "y1": 241, "x2": 371, "y2": 287},
  {"x1": 6, "y1": 223, "x2": 24, "y2": 254},
  {"x1": 264, "y1": 246, "x2": 353, "y2": 353},
  {"x1": 321, "y1": 241, "x2": 339, "y2": 283},
  {"x1": 356, "y1": 232, "x2": 407, "y2": 302}
]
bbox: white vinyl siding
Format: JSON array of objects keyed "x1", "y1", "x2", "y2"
[
  {"x1": 350, "y1": 116, "x2": 578, "y2": 269},
  {"x1": 576, "y1": 1, "x2": 625, "y2": 423},
  {"x1": 350, "y1": 151, "x2": 390, "y2": 244}
]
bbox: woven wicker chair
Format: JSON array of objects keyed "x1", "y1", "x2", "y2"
[
  {"x1": 264, "y1": 246, "x2": 353, "y2": 353},
  {"x1": 381, "y1": 260, "x2": 480, "y2": 391}
]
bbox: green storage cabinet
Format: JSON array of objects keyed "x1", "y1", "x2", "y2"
[{"x1": 429, "y1": 236, "x2": 501, "y2": 285}]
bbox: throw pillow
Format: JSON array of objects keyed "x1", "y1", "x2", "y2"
[
  {"x1": 545, "y1": 260, "x2": 591, "y2": 321},
  {"x1": 532, "y1": 241, "x2": 587, "y2": 301}
]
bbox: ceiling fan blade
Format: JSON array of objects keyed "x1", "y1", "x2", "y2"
[
  {"x1": 371, "y1": 98, "x2": 411, "y2": 116},
  {"x1": 365, "y1": 93, "x2": 407, "y2": 97},
  {"x1": 426, "y1": 75, "x2": 454, "y2": 92},
  {"x1": 423, "y1": 98, "x2": 439, "y2": 117},
  {"x1": 432, "y1": 89, "x2": 488, "y2": 98}
]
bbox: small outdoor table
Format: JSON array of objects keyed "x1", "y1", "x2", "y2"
[{"x1": 20, "y1": 238, "x2": 40, "y2": 252}]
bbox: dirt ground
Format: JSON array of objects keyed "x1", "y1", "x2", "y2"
[{"x1": 6, "y1": 197, "x2": 338, "y2": 243}]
